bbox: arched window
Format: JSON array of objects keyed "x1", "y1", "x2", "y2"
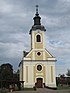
[{"x1": 36, "y1": 35, "x2": 41, "y2": 42}]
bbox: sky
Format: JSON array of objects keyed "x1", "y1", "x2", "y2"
[{"x1": 0, "y1": 0, "x2": 70, "y2": 76}]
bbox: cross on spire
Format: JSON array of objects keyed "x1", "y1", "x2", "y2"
[{"x1": 36, "y1": 5, "x2": 39, "y2": 15}]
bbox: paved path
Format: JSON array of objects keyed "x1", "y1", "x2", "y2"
[
  {"x1": 37, "y1": 88, "x2": 70, "y2": 93},
  {"x1": 9, "y1": 88, "x2": 70, "y2": 93}
]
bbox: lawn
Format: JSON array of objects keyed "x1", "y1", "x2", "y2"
[
  {"x1": 57, "y1": 85, "x2": 70, "y2": 90},
  {"x1": 23, "y1": 88, "x2": 35, "y2": 91},
  {"x1": 0, "y1": 87, "x2": 35, "y2": 93},
  {"x1": 0, "y1": 88, "x2": 8, "y2": 93}
]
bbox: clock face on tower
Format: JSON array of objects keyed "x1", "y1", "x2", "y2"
[{"x1": 37, "y1": 65, "x2": 42, "y2": 71}]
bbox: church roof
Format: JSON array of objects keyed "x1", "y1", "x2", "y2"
[
  {"x1": 23, "y1": 51, "x2": 29, "y2": 57},
  {"x1": 18, "y1": 51, "x2": 29, "y2": 67}
]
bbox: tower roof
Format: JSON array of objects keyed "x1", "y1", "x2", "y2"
[
  {"x1": 33, "y1": 5, "x2": 41, "y2": 25},
  {"x1": 29, "y1": 5, "x2": 46, "y2": 34}
]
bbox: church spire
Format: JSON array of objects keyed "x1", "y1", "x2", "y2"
[
  {"x1": 33, "y1": 5, "x2": 41, "y2": 25},
  {"x1": 36, "y1": 5, "x2": 39, "y2": 16},
  {"x1": 29, "y1": 5, "x2": 46, "y2": 34}
]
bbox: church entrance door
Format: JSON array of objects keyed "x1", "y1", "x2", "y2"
[{"x1": 36, "y1": 78, "x2": 43, "y2": 88}]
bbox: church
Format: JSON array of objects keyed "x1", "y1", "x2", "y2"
[{"x1": 19, "y1": 5, "x2": 57, "y2": 88}]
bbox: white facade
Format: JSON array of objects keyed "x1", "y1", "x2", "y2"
[{"x1": 19, "y1": 61, "x2": 56, "y2": 88}]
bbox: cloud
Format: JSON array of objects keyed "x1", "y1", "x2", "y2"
[
  {"x1": 0, "y1": 1, "x2": 13, "y2": 14},
  {"x1": 0, "y1": 0, "x2": 70, "y2": 74}
]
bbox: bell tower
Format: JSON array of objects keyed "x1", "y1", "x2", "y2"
[{"x1": 29, "y1": 5, "x2": 46, "y2": 49}]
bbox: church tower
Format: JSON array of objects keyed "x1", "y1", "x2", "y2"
[
  {"x1": 19, "y1": 5, "x2": 57, "y2": 89},
  {"x1": 30, "y1": 5, "x2": 46, "y2": 51}
]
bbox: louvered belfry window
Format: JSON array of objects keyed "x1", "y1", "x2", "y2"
[{"x1": 36, "y1": 35, "x2": 41, "y2": 42}]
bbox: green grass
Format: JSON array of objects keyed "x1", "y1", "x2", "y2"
[
  {"x1": 21, "y1": 88, "x2": 35, "y2": 91},
  {"x1": 57, "y1": 85, "x2": 70, "y2": 90},
  {"x1": 0, "y1": 88, "x2": 8, "y2": 93}
]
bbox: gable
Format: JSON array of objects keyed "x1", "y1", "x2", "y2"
[
  {"x1": 45, "y1": 49, "x2": 56, "y2": 60},
  {"x1": 24, "y1": 48, "x2": 55, "y2": 61},
  {"x1": 45, "y1": 49, "x2": 53, "y2": 57}
]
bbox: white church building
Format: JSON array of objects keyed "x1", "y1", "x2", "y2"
[{"x1": 19, "y1": 5, "x2": 57, "y2": 88}]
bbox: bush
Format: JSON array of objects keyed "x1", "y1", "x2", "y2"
[{"x1": 33, "y1": 86, "x2": 36, "y2": 91}]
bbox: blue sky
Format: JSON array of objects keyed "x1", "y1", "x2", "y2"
[{"x1": 0, "y1": 0, "x2": 70, "y2": 76}]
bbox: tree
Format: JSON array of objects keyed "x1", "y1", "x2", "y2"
[
  {"x1": 66, "y1": 69, "x2": 70, "y2": 76},
  {"x1": 59, "y1": 74, "x2": 65, "y2": 78},
  {"x1": 0, "y1": 63, "x2": 13, "y2": 80},
  {"x1": 13, "y1": 69, "x2": 21, "y2": 90},
  {"x1": 13, "y1": 69, "x2": 19, "y2": 81},
  {"x1": 66, "y1": 69, "x2": 70, "y2": 85},
  {"x1": 0, "y1": 63, "x2": 13, "y2": 88},
  {"x1": 58, "y1": 74, "x2": 65, "y2": 86},
  {"x1": 0, "y1": 63, "x2": 20, "y2": 89}
]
